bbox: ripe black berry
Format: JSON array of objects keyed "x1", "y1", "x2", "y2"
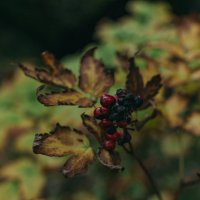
[
  {"x1": 105, "y1": 126, "x2": 117, "y2": 134},
  {"x1": 133, "y1": 96, "x2": 143, "y2": 108}
]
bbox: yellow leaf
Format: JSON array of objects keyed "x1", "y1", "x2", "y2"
[
  {"x1": 20, "y1": 51, "x2": 76, "y2": 88},
  {"x1": 79, "y1": 48, "x2": 114, "y2": 97},
  {"x1": 62, "y1": 148, "x2": 94, "y2": 177},
  {"x1": 37, "y1": 85, "x2": 94, "y2": 108},
  {"x1": 33, "y1": 123, "x2": 95, "y2": 177}
]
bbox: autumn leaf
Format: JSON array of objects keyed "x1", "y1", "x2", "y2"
[
  {"x1": 79, "y1": 48, "x2": 114, "y2": 97},
  {"x1": 123, "y1": 55, "x2": 162, "y2": 108},
  {"x1": 142, "y1": 74, "x2": 162, "y2": 102},
  {"x1": 184, "y1": 112, "x2": 200, "y2": 136},
  {"x1": 20, "y1": 51, "x2": 76, "y2": 88},
  {"x1": 37, "y1": 85, "x2": 94, "y2": 108},
  {"x1": 62, "y1": 149, "x2": 94, "y2": 177},
  {"x1": 125, "y1": 57, "x2": 144, "y2": 96},
  {"x1": 33, "y1": 123, "x2": 95, "y2": 177},
  {"x1": 98, "y1": 148, "x2": 123, "y2": 170},
  {"x1": 81, "y1": 113, "x2": 103, "y2": 143}
]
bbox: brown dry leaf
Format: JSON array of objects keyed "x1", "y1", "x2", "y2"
[
  {"x1": 184, "y1": 112, "x2": 200, "y2": 136},
  {"x1": 79, "y1": 48, "x2": 114, "y2": 97},
  {"x1": 126, "y1": 57, "x2": 144, "y2": 95},
  {"x1": 97, "y1": 148, "x2": 123, "y2": 170},
  {"x1": 37, "y1": 85, "x2": 94, "y2": 107},
  {"x1": 161, "y1": 94, "x2": 188, "y2": 127},
  {"x1": 20, "y1": 51, "x2": 76, "y2": 88},
  {"x1": 142, "y1": 74, "x2": 162, "y2": 102},
  {"x1": 81, "y1": 113, "x2": 103, "y2": 143},
  {"x1": 33, "y1": 123, "x2": 95, "y2": 177}
]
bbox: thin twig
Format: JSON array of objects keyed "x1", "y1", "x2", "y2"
[{"x1": 122, "y1": 142, "x2": 162, "y2": 200}]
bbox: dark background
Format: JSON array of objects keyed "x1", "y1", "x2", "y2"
[{"x1": 0, "y1": 0, "x2": 200, "y2": 79}]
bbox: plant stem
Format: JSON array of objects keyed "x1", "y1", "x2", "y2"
[{"x1": 122, "y1": 142, "x2": 162, "y2": 200}]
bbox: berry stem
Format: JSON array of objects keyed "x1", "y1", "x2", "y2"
[{"x1": 122, "y1": 142, "x2": 162, "y2": 200}]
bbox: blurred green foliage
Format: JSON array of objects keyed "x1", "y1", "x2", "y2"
[{"x1": 1, "y1": 1, "x2": 200, "y2": 200}]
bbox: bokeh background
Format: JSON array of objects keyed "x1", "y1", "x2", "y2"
[{"x1": 0, "y1": 0, "x2": 200, "y2": 200}]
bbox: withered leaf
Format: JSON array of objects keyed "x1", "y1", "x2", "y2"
[
  {"x1": 20, "y1": 51, "x2": 76, "y2": 88},
  {"x1": 37, "y1": 85, "x2": 94, "y2": 108},
  {"x1": 142, "y1": 74, "x2": 162, "y2": 101},
  {"x1": 33, "y1": 123, "x2": 95, "y2": 177},
  {"x1": 62, "y1": 149, "x2": 94, "y2": 177},
  {"x1": 79, "y1": 48, "x2": 114, "y2": 97},
  {"x1": 126, "y1": 57, "x2": 144, "y2": 95},
  {"x1": 184, "y1": 112, "x2": 200, "y2": 136},
  {"x1": 98, "y1": 148, "x2": 123, "y2": 170},
  {"x1": 81, "y1": 113, "x2": 103, "y2": 143}
]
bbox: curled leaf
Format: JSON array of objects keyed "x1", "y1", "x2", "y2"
[
  {"x1": 33, "y1": 123, "x2": 95, "y2": 177},
  {"x1": 37, "y1": 85, "x2": 94, "y2": 108},
  {"x1": 79, "y1": 48, "x2": 114, "y2": 97},
  {"x1": 98, "y1": 148, "x2": 123, "y2": 170},
  {"x1": 81, "y1": 113, "x2": 103, "y2": 143},
  {"x1": 20, "y1": 51, "x2": 76, "y2": 88}
]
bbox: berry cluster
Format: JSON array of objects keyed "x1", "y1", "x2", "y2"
[{"x1": 94, "y1": 89, "x2": 143, "y2": 151}]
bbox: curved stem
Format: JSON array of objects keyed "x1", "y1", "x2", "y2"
[{"x1": 123, "y1": 142, "x2": 162, "y2": 200}]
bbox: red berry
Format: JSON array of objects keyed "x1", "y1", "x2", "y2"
[
  {"x1": 99, "y1": 119, "x2": 113, "y2": 128},
  {"x1": 93, "y1": 107, "x2": 109, "y2": 119},
  {"x1": 117, "y1": 121, "x2": 128, "y2": 128},
  {"x1": 114, "y1": 131, "x2": 124, "y2": 139},
  {"x1": 100, "y1": 94, "x2": 116, "y2": 107},
  {"x1": 105, "y1": 133, "x2": 118, "y2": 141},
  {"x1": 103, "y1": 140, "x2": 115, "y2": 150}
]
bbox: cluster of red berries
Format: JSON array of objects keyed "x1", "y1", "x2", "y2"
[{"x1": 93, "y1": 89, "x2": 143, "y2": 151}]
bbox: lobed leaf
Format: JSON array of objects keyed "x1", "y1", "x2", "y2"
[
  {"x1": 81, "y1": 113, "x2": 103, "y2": 143},
  {"x1": 33, "y1": 123, "x2": 95, "y2": 177},
  {"x1": 79, "y1": 48, "x2": 114, "y2": 97},
  {"x1": 37, "y1": 85, "x2": 94, "y2": 107},
  {"x1": 20, "y1": 51, "x2": 76, "y2": 88}
]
